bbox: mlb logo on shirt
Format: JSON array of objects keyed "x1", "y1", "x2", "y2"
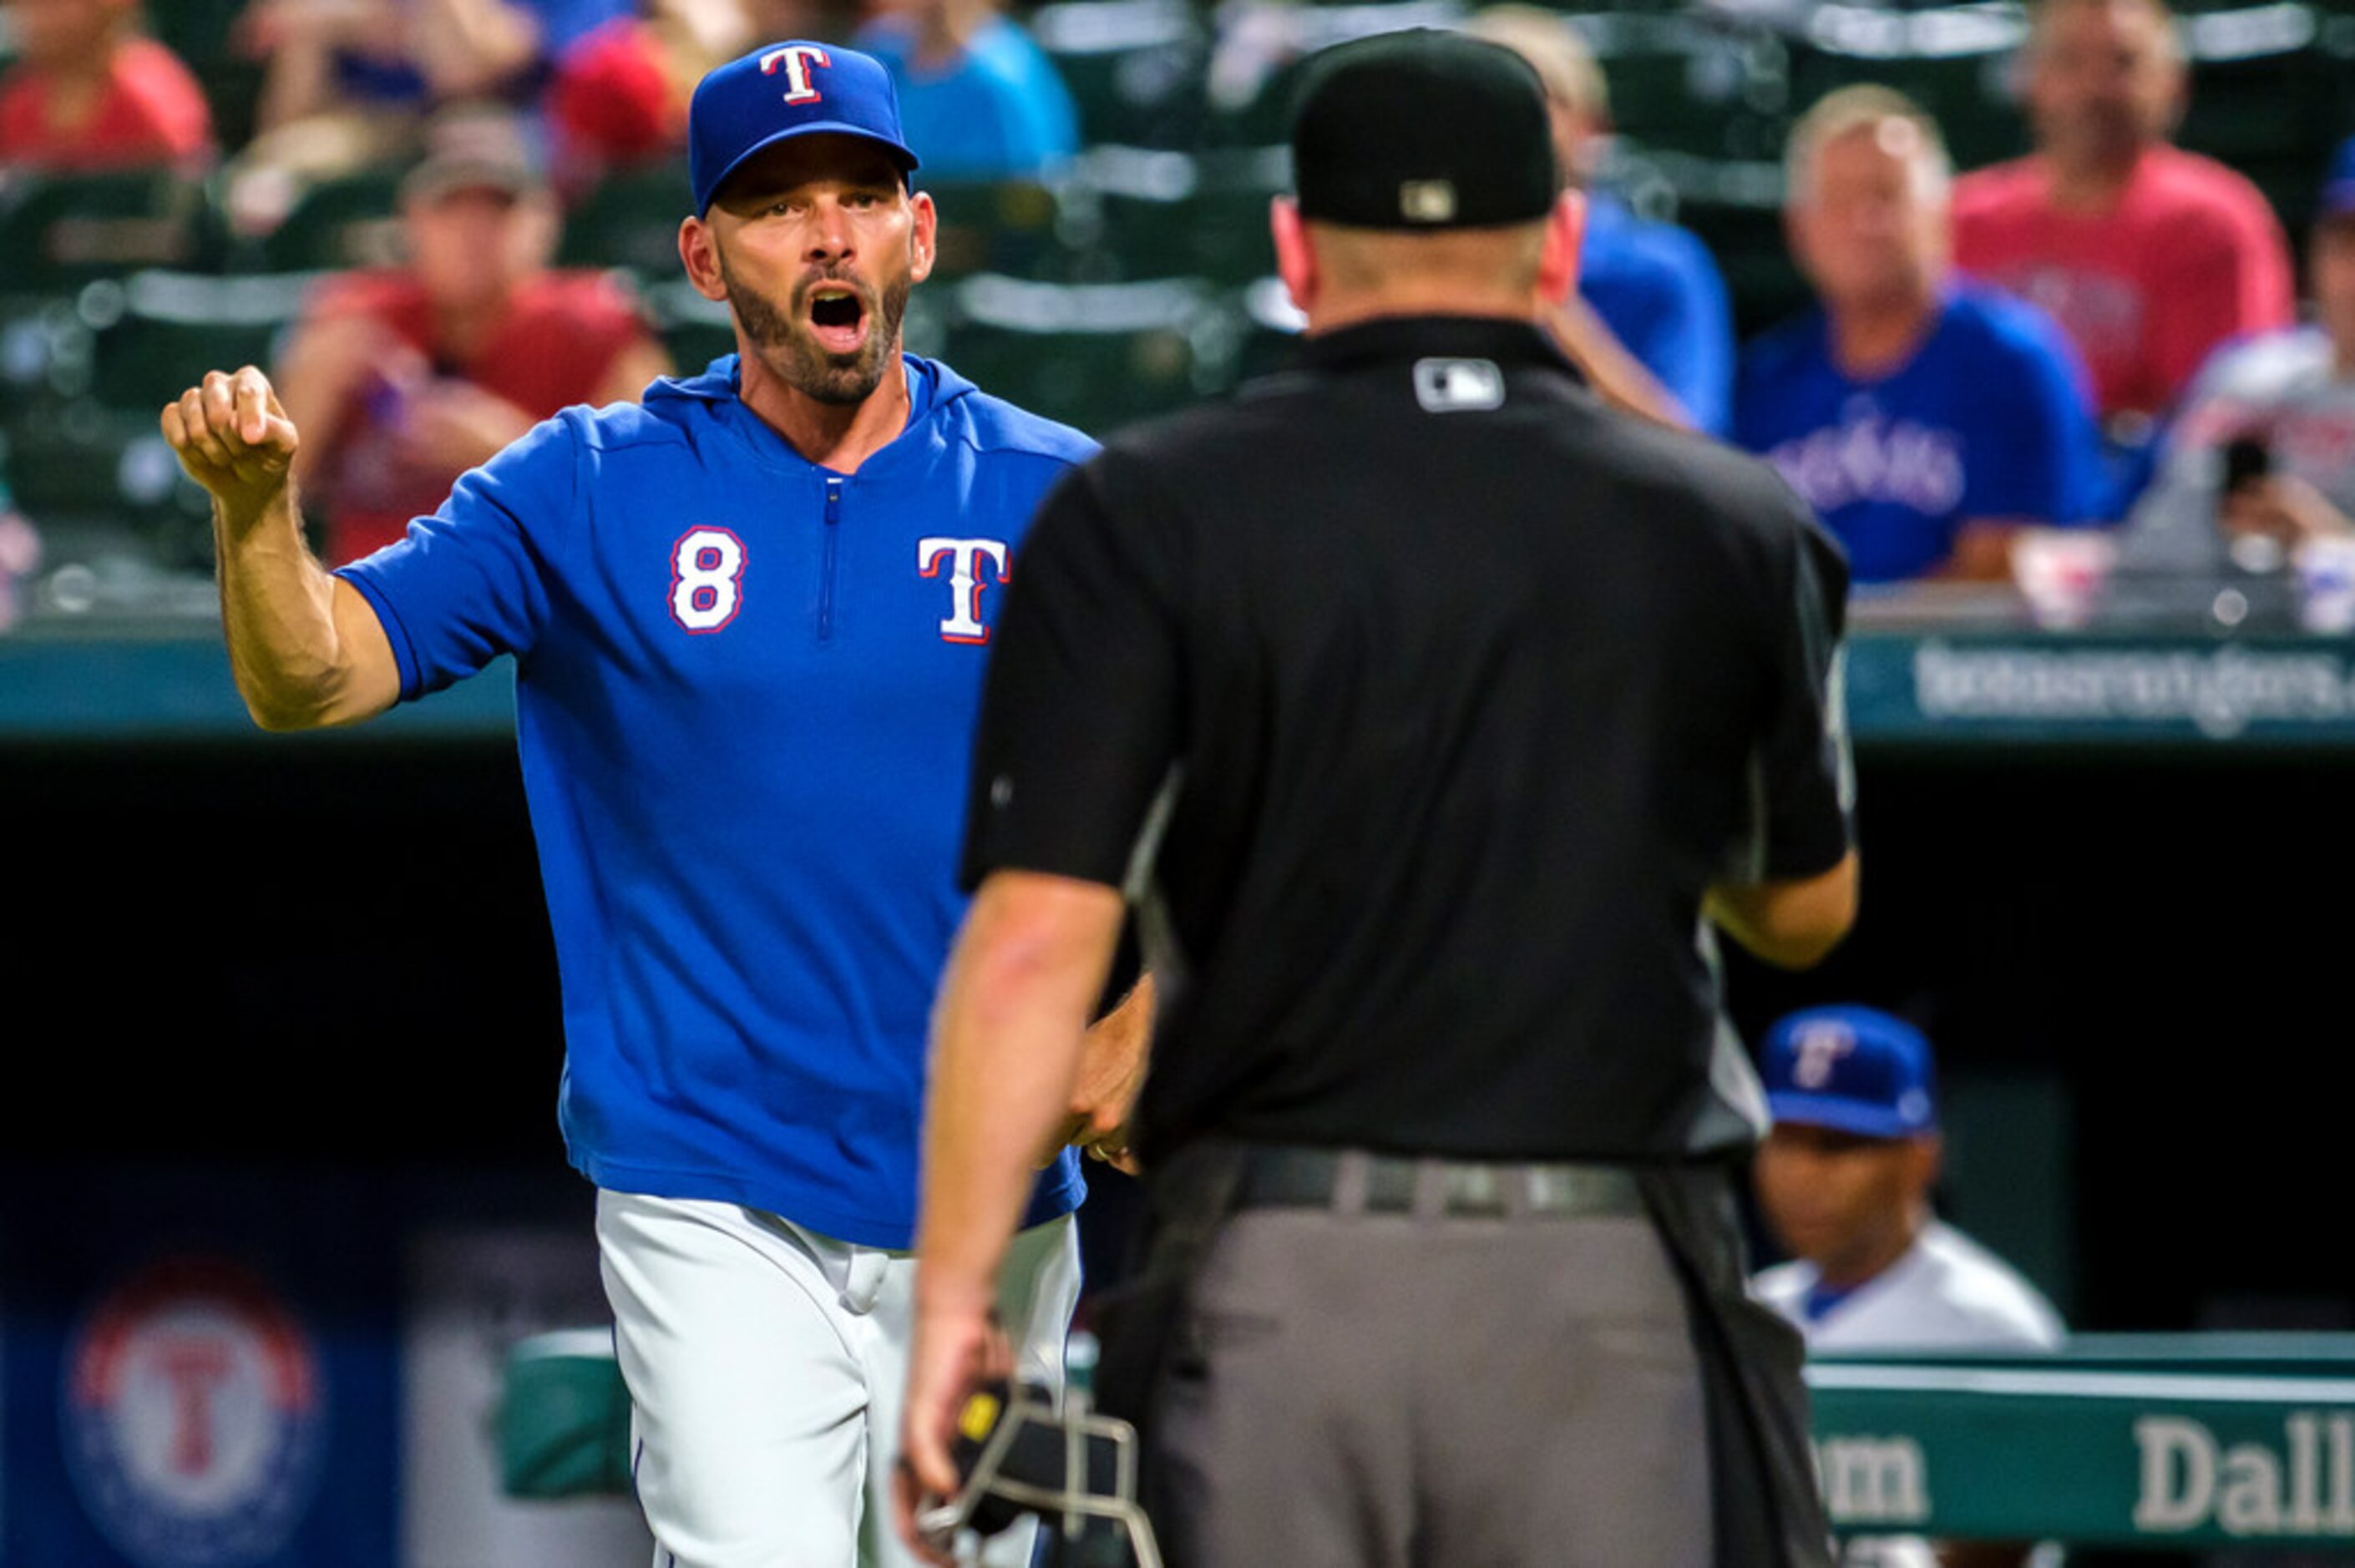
[{"x1": 1413, "y1": 358, "x2": 1505, "y2": 413}]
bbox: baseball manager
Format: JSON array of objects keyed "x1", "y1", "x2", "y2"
[{"x1": 901, "y1": 28, "x2": 1860, "y2": 1568}]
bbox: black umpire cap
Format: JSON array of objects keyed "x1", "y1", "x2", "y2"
[{"x1": 1290, "y1": 28, "x2": 1561, "y2": 230}]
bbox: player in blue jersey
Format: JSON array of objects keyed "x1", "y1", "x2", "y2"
[
  {"x1": 163, "y1": 41, "x2": 1145, "y2": 1568},
  {"x1": 1736, "y1": 85, "x2": 2104, "y2": 584}
]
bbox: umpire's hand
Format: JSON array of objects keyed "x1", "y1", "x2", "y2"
[
  {"x1": 896, "y1": 1295, "x2": 1014, "y2": 1564},
  {"x1": 162, "y1": 366, "x2": 301, "y2": 522}
]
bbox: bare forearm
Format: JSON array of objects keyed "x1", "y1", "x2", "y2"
[
  {"x1": 1708, "y1": 850, "x2": 1859, "y2": 969},
  {"x1": 215, "y1": 483, "x2": 385, "y2": 730},
  {"x1": 413, "y1": 0, "x2": 540, "y2": 96},
  {"x1": 917, "y1": 875, "x2": 1124, "y2": 1309},
  {"x1": 1933, "y1": 520, "x2": 2025, "y2": 583}
]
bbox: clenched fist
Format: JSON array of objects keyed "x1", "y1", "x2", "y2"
[{"x1": 161, "y1": 367, "x2": 301, "y2": 524}]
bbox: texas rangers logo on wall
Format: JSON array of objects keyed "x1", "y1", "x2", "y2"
[{"x1": 62, "y1": 1256, "x2": 329, "y2": 1567}]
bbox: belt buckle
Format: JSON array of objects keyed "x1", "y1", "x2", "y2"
[{"x1": 1438, "y1": 1162, "x2": 1509, "y2": 1218}]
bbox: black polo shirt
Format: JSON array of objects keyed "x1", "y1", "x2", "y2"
[{"x1": 962, "y1": 314, "x2": 1851, "y2": 1164}]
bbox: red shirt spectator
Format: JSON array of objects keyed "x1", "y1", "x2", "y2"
[
  {"x1": 296, "y1": 267, "x2": 663, "y2": 562},
  {"x1": 275, "y1": 108, "x2": 671, "y2": 564},
  {"x1": 1955, "y1": 144, "x2": 2294, "y2": 422},
  {"x1": 0, "y1": 5, "x2": 214, "y2": 172},
  {"x1": 1953, "y1": 0, "x2": 2295, "y2": 425}
]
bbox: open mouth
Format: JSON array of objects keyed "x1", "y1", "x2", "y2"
[{"x1": 807, "y1": 286, "x2": 869, "y2": 356}]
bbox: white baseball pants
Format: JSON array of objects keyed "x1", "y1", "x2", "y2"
[{"x1": 596, "y1": 1189, "x2": 1082, "y2": 1568}]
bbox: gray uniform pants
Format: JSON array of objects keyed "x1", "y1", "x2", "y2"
[{"x1": 1151, "y1": 1202, "x2": 1714, "y2": 1567}]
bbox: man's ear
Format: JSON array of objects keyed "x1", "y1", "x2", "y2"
[
  {"x1": 1272, "y1": 196, "x2": 1318, "y2": 318},
  {"x1": 1534, "y1": 188, "x2": 1586, "y2": 306},
  {"x1": 681, "y1": 216, "x2": 727, "y2": 304},
  {"x1": 909, "y1": 188, "x2": 939, "y2": 286}
]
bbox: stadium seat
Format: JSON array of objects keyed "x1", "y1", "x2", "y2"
[
  {"x1": 1076, "y1": 147, "x2": 1285, "y2": 284},
  {"x1": 559, "y1": 162, "x2": 694, "y2": 279},
  {"x1": 0, "y1": 399, "x2": 215, "y2": 569},
  {"x1": 1652, "y1": 154, "x2": 1810, "y2": 339},
  {"x1": 144, "y1": 0, "x2": 266, "y2": 150},
  {"x1": 925, "y1": 179, "x2": 1080, "y2": 282},
  {"x1": 641, "y1": 280, "x2": 738, "y2": 377},
  {"x1": 1783, "y1": 7, "x2": 2032, "y2": 172},
  {"x1": 1202, "y1": 0, "x2": 1471, "y2": 147},
  {"x1": 243, "y1": 167, "x2": 408, "y2": 273},
  {"x1": 2176, "y1": 8, "x2": 2349, "y2": 170},
  {"x1": 78, "y1": 272, "x2": 294, "y2": 414},
  {"x1": 1031, "y1": 0, "x2": 1213, "y2": 150},
  {"x1": 1587, "y1": 12, "x2": 1794, "y2": 164},
  {"x1": 0, "y1": 172, "x2": 224, "y2": 287},
  {"x1": 937, "y1": 274, "x2": 1236, "y2": 434}
]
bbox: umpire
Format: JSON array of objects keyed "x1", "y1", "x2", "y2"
[{"x1": 899, "y1": 28, "x2": 1857, "y2": 1568}]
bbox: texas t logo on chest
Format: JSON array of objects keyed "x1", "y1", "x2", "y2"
[
  {"x1": 760, "y1": 45, "x2": 829, "y2": 104},
  {"x1": 919, "y1": 538, "x2": 1010, "y2": 645}
]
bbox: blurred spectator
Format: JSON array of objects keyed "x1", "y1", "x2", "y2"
[
  {"x1": 273, "y1": 108, "x2": 671, "y2": 565},
  {"x1": 852, "y1": 0, "x2": 1079, "y2": 180},
  {"x1": 549, "y1": 0, "x2": 818, "y2": 180},
  {"x1": 1738, "y1": 87, "x2": 2102, "y2": 584},
  {"x1": 2120, "y1": 136, "x2": 2355, "y2": 574},
  {"x1": 1750, "y1": 1005, "x2": 2064, "y2": 1568},
  {"x1": 0, "y1": 489, "x2": 38, "y2": 631},
  {"x1": 230, "y1": 0, "x2": 635, "y2": 220},
  {"x1": 1470, "y1": 4, "x2": 1735, "y2": 434},
  {"x1": 1954, "y1": 0, "x2": 2294, "y2": 434},
  {"x1": 0, "y1": 0, "x2": 214, "y2": 172}
]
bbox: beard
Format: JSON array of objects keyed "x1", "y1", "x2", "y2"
[{"x1": 717, "y1": 245, "x2": 911, "y2": 407}]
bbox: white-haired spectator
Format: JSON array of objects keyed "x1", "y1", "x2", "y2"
[{"x1": 1737, "y1": 86, "x2": 2104, "y2": 583}]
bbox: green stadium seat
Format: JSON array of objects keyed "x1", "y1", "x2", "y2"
[
  {"x1": 924, "y1": 179, "x2": 1079, "y2": 281},
  {"x1": 1587, "y1": 12, "x2": 1793, "y2": 163},
  {"x1": 243, "y1": 167, "x2": 408, "y2": 273},
  {"x1": 1784, "y1": 7, "x2": 2031, "y2": 173},
  {"x1": 0, "y1": 399, "x2": 215, "y2": 568},
  {"x1": 1031, "y1": 0, "x2": 1213, "y2": 150},
  {"x1": 1201, "y1": 1, "x2": 1471, "y2": 147},
  {"x1": 1233, "y1": 276, "x2": 1309, "y2": 382},
  {"x1": 144, "y1": 0, "x2": 266, "y2": 151},
  {"x1": 1653, "y1": 154, "x2": 1809, "y2": 339},
  {"x1": 559, "y1": 161, "x2": 694, "y2": 278},
  {"x1": 2177, "y1": 8, "x2": 2349, "y2": 170},
  {"x1": 78, "y1": 272, "x2": 294, "y2": 414},
  {"x1": 938, "y1": 275, "x2": 1234, "y2": 434},
  {"x1": 0, "y1": 171, "x2": 223, "y2": 287},
  {"x1": 641, "y1": 279, "x2": 737, "y2": 377},
  {"x1": 1076, "y1": 147, "x2": 1285, "y2": 284}
]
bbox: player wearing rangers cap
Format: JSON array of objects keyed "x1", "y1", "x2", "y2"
[
  {"x1": 1752, "y1": 1004, "x2": 2064, "y2": 1568},
  {"x1": 162, "y1": 39, "x2": 1147, "y2": 1568}
]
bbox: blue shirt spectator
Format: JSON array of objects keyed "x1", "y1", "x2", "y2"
[
  {"x1": 1580, "y1": 191, "x2": 1735, "y2": 436},
  {"x1": 853, "y1": 7, "x2": 1080, "y2": 180},
  {"x1": 1739, "y1": 285, "x2": 2102, "y2": 583},
  {"x1": 1738, "y1": 83, "x2": 2102, "y2": 584},
  {"x1": 1469, "y1": 7, "x2": 1733, "y2": 432}
]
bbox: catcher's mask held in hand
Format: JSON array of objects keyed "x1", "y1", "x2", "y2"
[{"x1": 914, "y1": 1380, "x2": 1164, "y2": 1568}]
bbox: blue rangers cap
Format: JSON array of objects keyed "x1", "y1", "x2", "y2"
[
  {"x1": 1760, "y1": 1005, "x2": 1937, "y2": 1141},
  {"x1": 689, "y1": 41, "x2": 920, "y2": 217},
  {"x1": 2322, "y1": 134, "x2": 2355, "y2": 222}
]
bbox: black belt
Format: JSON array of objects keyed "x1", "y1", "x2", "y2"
[{"x1": 1230, "y1": 1146, "x2": 1645, "y2": 1220}]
